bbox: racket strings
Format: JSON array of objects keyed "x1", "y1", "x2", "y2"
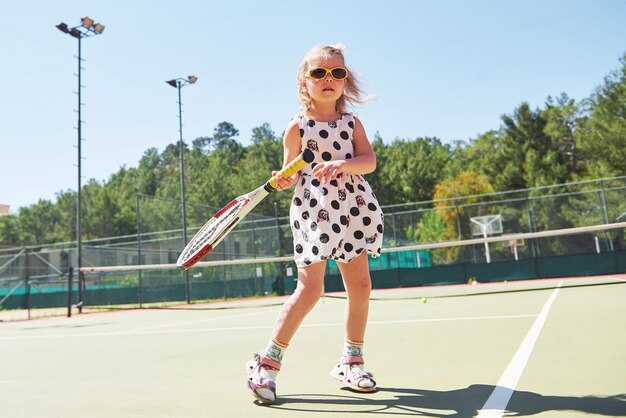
[{"x1": 180, "y1": 197, "x2": 247, "y2": 262}]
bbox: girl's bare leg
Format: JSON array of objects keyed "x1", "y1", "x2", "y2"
[
  {"x1": 271, "y1": 260, "x2": 326, "y2": 345},
  {"x1": 337, "y1": 252, "x2": 371, "y2": 343}
]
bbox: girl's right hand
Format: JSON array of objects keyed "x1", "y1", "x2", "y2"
[
  {"x1": 272, "y1": 171, "x2": 299, "y2": 191},
  {"x1": 312, "y1": 160, "x2": 345, "y2": 183}
]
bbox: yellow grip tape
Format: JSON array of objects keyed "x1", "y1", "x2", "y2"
[{"x1": 268, "y1": 149, "x2": 314, "y2": 189}]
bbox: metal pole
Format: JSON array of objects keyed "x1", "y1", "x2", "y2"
[
  {"x1": 274, "y1": 202, "x2": 285, "y2": 295},
  {"x1": 26, "y1": 279, "x2": 31, "y2": 320},
  {"x1": 483, "y1": 225, "x2": 491, "y2": 263},
  {"x1": 67, "y1": 267, "x2": 73, "y2": 318},
  {"x1": 57, "y1": 18, "x2": 105, "y2": 313},
  {"x1": 455, "y1": 201, "x2": 462, "y2": 239},
  {"x1": 599, "y1": 181, "x2": 614, "y2": 251},
  {"x1": 76, "y1": 35, "x2": 83, "y2": 313},
  {"x1": 177, "y1": 82, "x2": 190, "y2": 303},
  {"x1": 136, "y1": 193, "x2": 143, "y2": 307}
]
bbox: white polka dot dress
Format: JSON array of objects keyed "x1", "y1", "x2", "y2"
[{"x1": 290, "y1": 113, "x2": 384, "y2": 267}]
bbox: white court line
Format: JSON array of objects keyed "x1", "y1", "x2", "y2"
[
  {"x1": 108, "y1": 311, "x2": 264, "y2": 334},
  {"x1": 0, "y1": 314, "x2": 535, "y2": 340},
  {"x1": 477, "y1": 281, "x2": 563, "y2": 418}
]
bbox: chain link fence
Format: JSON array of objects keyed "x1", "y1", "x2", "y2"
[{"x1": 2, "y1": 176, "x2": 625, "y2": 318}]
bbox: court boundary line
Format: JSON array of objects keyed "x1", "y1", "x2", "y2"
[
  {"x1": 476, "y1": 281, "x2": 563, "y2": 417},
  {"x1": 0, "y1": 313, "x2": 536, "y2": 340}
]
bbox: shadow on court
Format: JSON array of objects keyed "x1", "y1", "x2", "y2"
[{"x1": 269, "y1": 385, "x2": 626, "y2": 416}]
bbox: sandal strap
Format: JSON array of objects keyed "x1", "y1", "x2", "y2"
[
  {"x1": 351, "y1": 368, "x2": 374, "y2": 379},
  {"x1": 344, "y1": 363, "x2": 376, "y2": 388},
  {"x1": 260, "y1": 355, "x2": 282, "y2": 370},
  {"x1": 341, "y1": 355, "x2": 364, "y2": 365}
]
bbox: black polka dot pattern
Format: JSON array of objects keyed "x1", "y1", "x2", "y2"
[{"x1": 289, "y1": 113, "x2": 384, "y2": 268}]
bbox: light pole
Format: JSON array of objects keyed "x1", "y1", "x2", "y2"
[
  {"x1": 56, "y1": 17, "x2": 105, "y2": 312},
  {"x1": 165, "y1": 76, "x2": 198, "y2": 303}
]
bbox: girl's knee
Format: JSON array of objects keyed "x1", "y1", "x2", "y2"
[
  {"x1": 294, "y1": 282, "x2": 323, "y2": 307},
  {"x1": 347, "y1": 276, "x2": 371, "y2": 295}
]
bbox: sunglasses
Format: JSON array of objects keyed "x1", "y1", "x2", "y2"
[{"x1": 306, "y1": 66, "x2": 349, "y2": 80}]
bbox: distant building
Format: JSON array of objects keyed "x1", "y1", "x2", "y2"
[{"x1": 0, "y1": 204, "x2": 9, "y2": 216}]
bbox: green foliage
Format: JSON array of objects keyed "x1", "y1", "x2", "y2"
[
  {"x1": 406, "y1": 211, "x2": 446, "y2": 243},
  {"x1": 578, "y1": 53, "x2": 626, "y2": 177},
  {"x1": 373, "y1": 136, "x2": 451, "y2": 205},
  {"x1": 0, "y1": 215, "x2": 20, "y2": 243},
  {"x1": 2, "y1": 54, "x2": 625, "y2": 246}
]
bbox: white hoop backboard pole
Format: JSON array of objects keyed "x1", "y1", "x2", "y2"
[
  {"x1": 482, "y1": 224, "x2": 491, "y2": 263},
  {"x1": 470, "y1": 215, "x2": 502, "y2": 264}
]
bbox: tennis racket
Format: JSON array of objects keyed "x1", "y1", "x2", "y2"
[{"x1": 177, "y1": 148, "x2": 314, "y2": 270}]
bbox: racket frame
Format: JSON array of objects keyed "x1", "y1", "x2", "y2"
[{"x1": 177, "y1": 149, "x2": 314, "y2": 270}]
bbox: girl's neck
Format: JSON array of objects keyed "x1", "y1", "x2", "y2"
[{"x1": 307, "y1": 102, "x2": 341, "y2": 122}]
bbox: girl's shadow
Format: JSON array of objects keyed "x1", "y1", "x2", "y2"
[{"x1": 270, "y1": 384, "x2": 626, "y2": 417}]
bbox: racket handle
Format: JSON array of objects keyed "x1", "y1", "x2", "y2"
[{"x1": 266, "y1": 149, "x2": 315, "y2": 191}]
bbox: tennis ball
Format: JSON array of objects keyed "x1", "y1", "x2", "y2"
[{"x1": 421, "y1": 297, "x2": 427, "y2": 304}]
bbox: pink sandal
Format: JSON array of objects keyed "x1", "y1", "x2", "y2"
[
  {"x1": 246, "y1": 353, "x2": 281, "y2": 404},
  {"x1": 330, "y1": 355, "x2": 377, "y2": 392}
]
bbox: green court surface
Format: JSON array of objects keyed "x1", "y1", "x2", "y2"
[{"x1": 1, "y1": 280, "x2": 625, "y2": 417}]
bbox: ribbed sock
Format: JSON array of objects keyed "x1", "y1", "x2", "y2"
[
  {"x1": 342, "y1": 339, "x2": 364, "y2": 357},
  {"x1": 263, "y1": 339, "x2": 288, "y2": 364}
]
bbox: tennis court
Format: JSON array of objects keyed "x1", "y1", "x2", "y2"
[{"x1": 2, "y1": 276, "x2": 625, "y2": 417}]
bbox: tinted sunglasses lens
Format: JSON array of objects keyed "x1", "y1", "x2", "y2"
[
  {"x1": 331, "y1": 68, "x2": 347, "y2": 79},
  {"x1": 309, "y1": 68, "x2": 327, "y2": 79}
]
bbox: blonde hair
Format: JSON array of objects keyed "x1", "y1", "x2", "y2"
[{"x1": 297, "y1": 44, "x2": 367, "y2": 113}]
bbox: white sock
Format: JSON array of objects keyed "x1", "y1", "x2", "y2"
[
  {"x1": 263, "y1": 339, "x2": 287, "y2": 364},
  {"x1": 342, "y1": 340, "x2": 364, "y2": 358}
]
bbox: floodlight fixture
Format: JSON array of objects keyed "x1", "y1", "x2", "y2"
[{"x1": 56, "y1": 23, "x2": 69, "y2": 33}]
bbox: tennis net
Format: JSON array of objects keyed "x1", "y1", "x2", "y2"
[{"x1": 71, "y1": 222, "x2": 626, "y2": 307}]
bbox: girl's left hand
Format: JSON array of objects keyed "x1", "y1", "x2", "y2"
[
  {"x1": 312, "y1": 160, "x2": 345, "y2": 183},
  {"x1": 272, "y1": 171, "x2": 299, "y2": 191}
]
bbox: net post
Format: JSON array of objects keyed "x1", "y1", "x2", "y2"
[
  {"x1": 274, "y1": 202, "x2": 285, "y2": 296},
  {"x1": 136, "y1": 193, "x2": 143, "y2": 308},
  {"x1": 483, "y1": 225, "x2": 491, "y2": 263},
  {"x1": 23, "y1": 248, "x2": 30, "y2": 317},
  {"x1": 78, "y1": 271, "x2": 85, "y2": 313},
  {"x1": 599, "y1": 181, "x2": 614, "y2": 252},
  {"x1": 454, "y1": 201, "x2": 462, "y2": 239},
  {"x1": 26, "y1": 277, "x2": 31, "y2": 320},
  {"x1": 67, "y1": 267, "x2": 73, "y2": 318}
]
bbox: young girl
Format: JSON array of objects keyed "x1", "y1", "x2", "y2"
[{"x1": 247, "y1": 44, "x2": 384, "y2": 404}]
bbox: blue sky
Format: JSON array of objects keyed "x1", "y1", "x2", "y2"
[{"x1": 1, "y1": 0, "x2": 625, "y2": 213}]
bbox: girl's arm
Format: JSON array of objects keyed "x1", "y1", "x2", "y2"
[
  {"x1": 345, "y1": 116, "x2": 377, "y2": 174},
  {"x1": 272, "y1": 119, "x2": 302, "y2": 191},
  {"x1": 312, "y1": 117, "x2": 376, "y2": 183}
]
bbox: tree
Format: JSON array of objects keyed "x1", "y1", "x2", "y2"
[
  {"x1": 434, "y1": 171, "x2": 494, "y2": 240},
  {"x1": 364, "y1": 133, "x2": 390, "y2": 205},
  {"x1": 377, "y1": 137, "x2": 452, "y2": 204},
  {"x1": 193, "y1": 121, "x2": 242, "y2": 156},
  {"x1": 17, "y1": 199, "x2": 63, "y2": 245},
  {"x1": 0, "y1": 215, "x2": 20, "y2": 244},
  {"x1": 578, "y1": 54, "x2": 626, "y2": 178},
  {"x1": 2, "y1": 50, "x2": 625, "y2": 250},
  {"x1": 407, "y1": 210, "x2": 446, "y2": 244},
  {"x1": 542, "y1": 93, "x2": 582, "y2": 174},
  {"x1": 137, "y1": 148, "x2": 162, "y2": 196},
  {"x1": 454, "y1": 130, "x2": 503, "y2": 184}
]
